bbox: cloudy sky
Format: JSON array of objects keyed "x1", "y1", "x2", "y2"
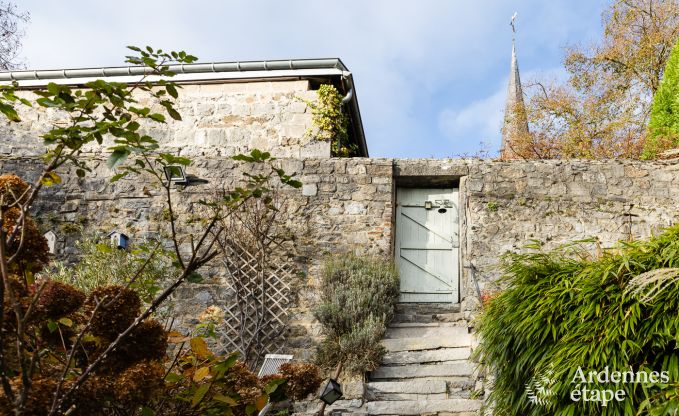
[{"x1": 18, "y1": 0, "x2": 609, "y2": 157}]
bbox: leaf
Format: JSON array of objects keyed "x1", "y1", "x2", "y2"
[
  {"x1": 140, "y1": 406, "x2": 155, "y2": 416},
  {"x1": 166, "y1": 84, "x2": 178, "y2": 99},
  {"x1": 41, "y1": 171, "x2": 62, "y2": 186},
  {"x1": 165, "y1": 373, "x2": 183, "y2": 383},
  {"x1": 148, "y1": 113, "x2": 166, "y2": 123},
  {"x1": 187, "y1": 271, "x2": 203, "y2": 283},
  {"x1": 167, "y1": 107, "x2": 182, "y2": 121},
  {"x1": 58, "y1": 317, "x2": 73, "y2": 327},
  {"x1": 191, "y1": 383, "x2": 210, "y2": 407},
  {"x1": 193, "y1": 366, "x2": 211, "y2": 382},
  {"x1": 0, "y1": 102, "x2": 20, "y2": 122},
  {"x1": 190, "y1": 337, "x2": 210, "y2": 359},
  {"x1": 107, "y1": 149, "x2": 130, "y2": 169},
  {"x1": 213, "y1": 394, "x2": 238, "y2": 405},
  {"x1": 264, "y1": 377, "x2": 287, "y2": 395},
  {"x1": 110, "y1": 172, "x2": 129, "y2": 183},
  {"x1": 255, "y1": 394, "x2": 268, "y2": 411},
  {"x1": 46, "y1": 320, "x2": 58, "y2": 333}
]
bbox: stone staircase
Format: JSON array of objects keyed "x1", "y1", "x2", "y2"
[{"x1": 363, "y1": 304, "x2": 483, "y2": 416}]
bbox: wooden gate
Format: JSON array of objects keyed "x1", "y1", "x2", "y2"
[{"x1": 395, "y1": 188, "x2": 459, "y2": 303}]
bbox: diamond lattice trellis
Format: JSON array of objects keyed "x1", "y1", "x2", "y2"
[{"x1": 221, "y1": 237, "x2": 293, "y2": 366}]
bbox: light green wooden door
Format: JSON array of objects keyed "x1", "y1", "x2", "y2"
[{"x1": 395, "y1": 188, "x2": 459, "y2": 303}]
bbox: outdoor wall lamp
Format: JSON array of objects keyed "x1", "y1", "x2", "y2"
[
  {"x1": 163, "y1": 165, "x2": 188, "y2": 185},
  {"x1": 424, "y1": 201, "x2": 433, "y2": 210},
  {"x1": 319, "y1": 378, "x2": 343, "y2": 405}
]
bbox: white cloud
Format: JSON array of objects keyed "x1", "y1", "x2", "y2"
[{"x1": 438, "y1": 83, "x2": 506, "y2": 152}]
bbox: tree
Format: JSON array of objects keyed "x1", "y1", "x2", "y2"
[
  {"x1": 644, "y1": 37, "x2": 679, "y2": 158},
  {"x1": 0, "y1": 2, "x2": 29, "y2": 70},
  {"x1": 0, "y1": 46, "x2": 302, "y2": 415},
  {"x1": 517, "y1": 0, "x2": 679, "y2": 159}
]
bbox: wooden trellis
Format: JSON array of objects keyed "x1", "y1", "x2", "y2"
[{"x1": 221, "y1": 237, "x2": 293, "y2": 366}]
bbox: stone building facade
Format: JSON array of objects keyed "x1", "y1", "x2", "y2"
[{"x1": 2, "y1": 59, "x2": 679, "y2": 414}]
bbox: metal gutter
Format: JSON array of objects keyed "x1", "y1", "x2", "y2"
[{"x1": 0, "y1": 58, "x2": 349, "y2": 83}]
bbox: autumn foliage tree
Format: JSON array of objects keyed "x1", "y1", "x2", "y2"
[{"x1": 516, "y1": 0, "x2": 679, "y2": 159}]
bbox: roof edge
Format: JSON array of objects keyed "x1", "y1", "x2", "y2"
[{"x1": 0, "y1": 58, "x2": 349, "y2": 83}]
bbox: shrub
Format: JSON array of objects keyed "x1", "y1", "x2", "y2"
[
  {"x1": 476, "y1": 225, "x2": 679, "y2": 415},
  {"x1": 2, "y1": 207, "x2": 50, "y2": 276},
  {"x1": 85, "y1": 285, "x2": 141, "y2": 340},
  {"x1": 46, "y1": 236, "x2": 175, "y2": 303},
  {"x1": 277, "y1": 362, "x2": 323, "y2": 401},
  {"x1": 0, "y1": 173, "x2": 30, "y2": 207},
  {"x1": 314, "y1": 254, "x2": 399, "y2": 375},
  {"x1": 36, "y1": 280, "x2": 85, "y2": 319},
  {"x1": 645, "y1": 38, "x2": 679, "y2": 159}
]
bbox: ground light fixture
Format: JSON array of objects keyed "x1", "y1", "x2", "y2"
[
  {"x1": 319, "y1": 378, "x2": 343, "y2": 405},
  {"x1": 163, "y1": 165, "x2": 188, "y2": 184}
]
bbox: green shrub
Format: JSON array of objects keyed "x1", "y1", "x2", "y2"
[
  {"x1": 45, "y1": 236, "x2": 176, "y2": 303},
  {"x1": 314, "y1": 254, "x2": 399, "y2": 375},
  {"x1": 644, "y1": 38, "x2": 679, "y2": 159},
  {"x1": 476, "y1": 226, "x2": 679, "y2": 415}
]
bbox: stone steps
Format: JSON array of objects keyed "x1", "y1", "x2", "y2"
[
  {"x1": 365, "y1": 399, "x2": 482, "y2": 415},
  {"x1": 360, "y1": 304, "x2": 482, "y2": 415}
]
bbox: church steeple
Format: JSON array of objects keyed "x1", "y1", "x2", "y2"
[{"x1": 501, "y1": 13, "x2": 529, "y2": 160}]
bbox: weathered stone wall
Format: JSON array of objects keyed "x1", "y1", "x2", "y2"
[
  {"x1": 2, "y1": 156, "x2": 678, "y2": 360},
  {"x1": 0, "y1": 80, "x2": 329, "y2": 158},
  {"x1": 394, "y1": 158, "x2": 679, "y2": 314}
]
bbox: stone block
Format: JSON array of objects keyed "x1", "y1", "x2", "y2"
[{"x1": 302, "y1": 183, "x2": 318, "y2": 197}]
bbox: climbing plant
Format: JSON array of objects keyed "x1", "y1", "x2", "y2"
[{"x1": 302, "y1": 84, "x2": 357, "y2": 157}]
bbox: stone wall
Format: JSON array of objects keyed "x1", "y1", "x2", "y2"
[
  {"x1": 0, "y1": 80, "x2": 329, "y2": 158},
  {"x1": 2, "y1": 156, "x2": 678, "y2": 360}
]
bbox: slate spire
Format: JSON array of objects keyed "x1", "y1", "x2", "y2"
[{"x1": 501, "y1": 13, "x2": 529, "y2": 159}]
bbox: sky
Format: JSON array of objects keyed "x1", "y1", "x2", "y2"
[{"x1": 17, "y1": 0, "x2": 609, "y2": 158}]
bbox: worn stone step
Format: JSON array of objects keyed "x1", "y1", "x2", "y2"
[
  {"x1": 395, "y1": 303, "x2": 461, "y2": 314},
  {"x1": 391, "y1": 312, "x2": 467, "y2": 324},
  {"x1": 371, "y1": 362, "x2": 475, "y2": 379},
  {"x1": 365, "y1": 398, "x2": 482, "y2": 415},
  {"x1": 368, "y1": 392, "x2": 448, "y2": 401},
  {"x1": 382, "y1": 347, "x2": 471, "y2": 365},
  {"x1": 385, "y1": 325, "x2": 469, "y2": 339},
  {"x1": 388, "y1": 322, "x2": 442, "y2": 328},
  {"x1": 367, "y1": 380, "x2": 447, "y2": 395},
  {"x1": 381, "y1": 335, "x2": 472, "y2": 352}
]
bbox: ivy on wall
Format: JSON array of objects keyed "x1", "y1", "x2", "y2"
[{"x1": 301, "y1": 84, "x2": 358, "y2": 157}]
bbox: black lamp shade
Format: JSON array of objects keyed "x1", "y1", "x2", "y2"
[{"x1": 320, "y1": 378, "x2": 343, "y2": 405}]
